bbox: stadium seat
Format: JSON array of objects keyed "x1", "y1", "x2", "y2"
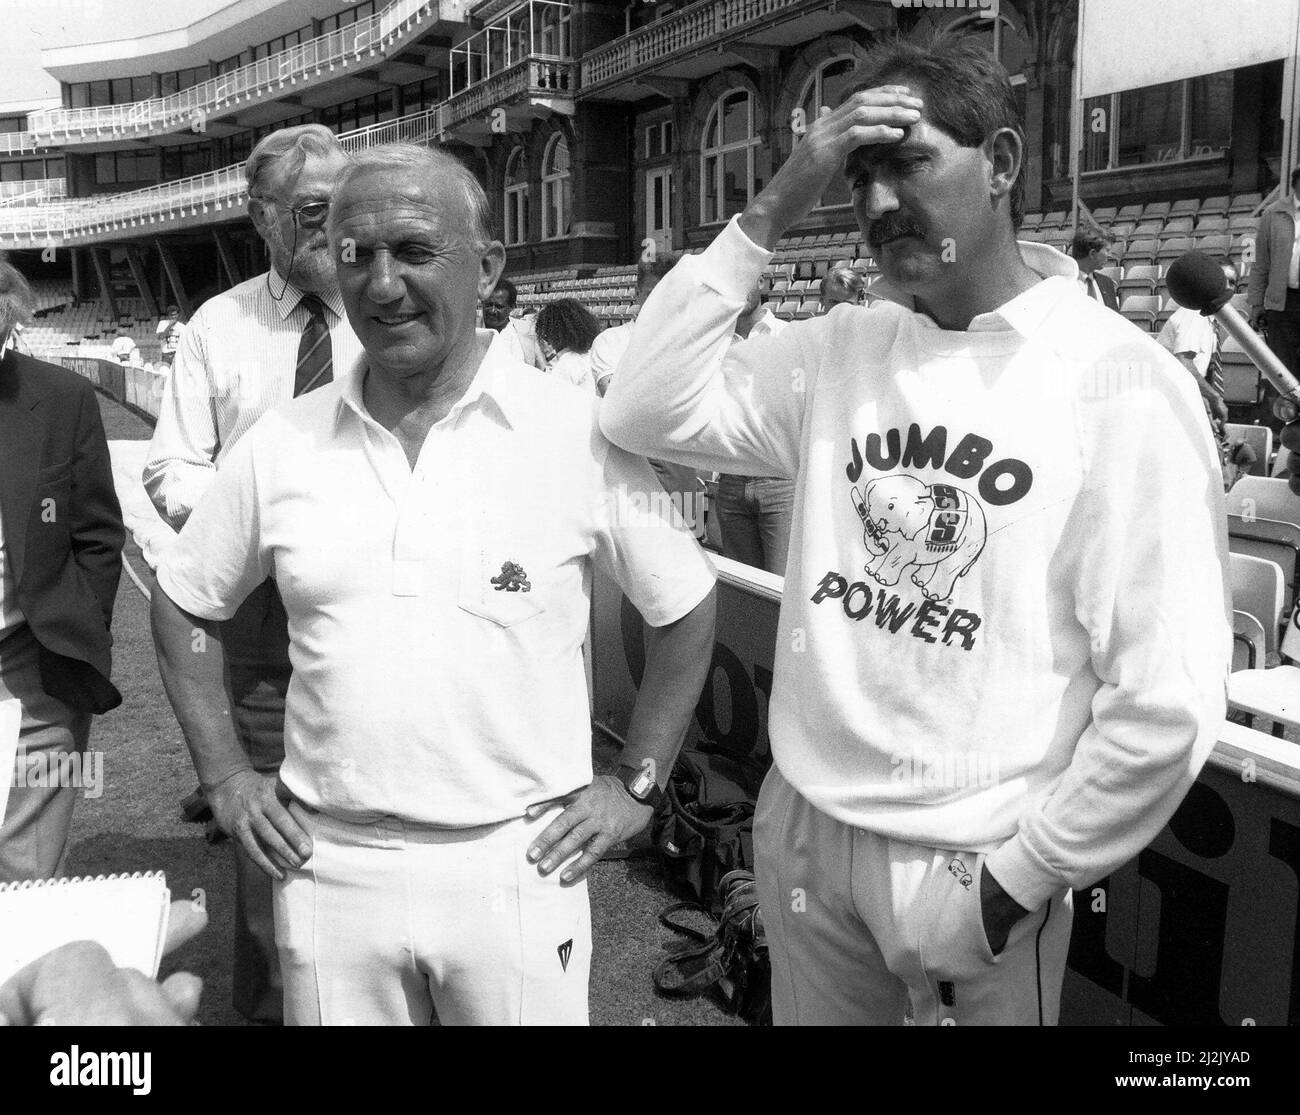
[
  {"x1": 1020, "y1": 212, "x2": 1043, "y2": 229},
  {"x1": 1163, "y1": 216, "x2": 1195, "y2": 235},
  {"x1": 1039, "y1": 210, "x2": 1068, "y2": 229},
  {"x1": 1130, "y1": 220, "x2": 1164, "y2": 238},
  {"x1": 1142, "y1": 201, "x2": 1172, "y2": 220},
  {"x1": 1227, "y1": 475, "x2": 1300, "y2": 609},
  {"x1": 1117, "y1": 204, "x2": 1144, "y2": 221},
  {"x1": 1120, "y1": 294, "x2": 1160, "y2": 329},
  {"x1": 1230, "y1": 552, "x2": 1285, "y2": 666},
  {"x1": 1200, "y1": 195, "x2": 1231, "y2": 217},
  {"x1": 1225, "y1": 423, "x2": 1274, "y2": 477},
  {"x1": 775, "y1": 299, "x2": 799, "y2": 320},
  {"x1": 1097, "y1": 265, "x2": 1123, "y2": 285},
  {"x1": 1124, "y1": 238, "x2": 1158, "y2": 265},
  {"x1": 1118, "y1": 264, "x2": 1161, "y2": 296},
  {"x1": 1091, "y1": 205, "x2": 1118, "y2": 222},
  {"x1": 1229, "y1": 192, "x2": 1263, "y2": 214},
  {"x1": 1156, "y1": 235, "x2": 1194, "y2": 263},
  {"x1": 1220, "y1": 334, "x2": 1262, "y2": 405},
  {"x1": 1195, "y1": 214, "x2": 1228, "y2": 235},
  {"x1": 1170, "y1": 198, "x2": 1201, "y2": 217},
  {"x1": 1196, "y1": 234, "x2": 1232, "y2": 258},
  {"x1": 1109, "y1": 220, "x2": 1138, "y2": 239}
]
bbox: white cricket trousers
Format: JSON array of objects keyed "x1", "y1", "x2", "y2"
[
  {"x1": 272, "y1": 802, "x2": 591, "y2": 1025},
  {"x1": 755, "y1": 764, "x2": 1073, "y2": 1025}
]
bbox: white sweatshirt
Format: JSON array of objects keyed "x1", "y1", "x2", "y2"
[{"x1": 601, "y1": 216, "x2": 1232, "y2": 912}]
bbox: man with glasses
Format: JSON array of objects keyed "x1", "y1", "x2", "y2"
[{"x1": 144, "y1": 123, "x2": 363, "y2": 1024}]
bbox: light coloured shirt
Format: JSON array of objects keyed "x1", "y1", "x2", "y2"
[
  {"x1": 157, "y1": 334, "x2": 715, "y2": 827},
  {"x1": 734, "y1": 306, "x2": 788, "y2": 343},
  {"x1": 488, "y1": 317, "x2": 545, "y2": 370},
  {"x1": 590, "y1": 320, "x2": 634, "y2": 392},
  {"x1": 1157, "y1": 307, "x2": 1217, "y2": 377},
  {"x1": 601, "y1": 215, "x2": 1230, "y2": 913},
  {"x1": 110, "y1": 336, "x2": 138, "y2": 365},
  {"x1": 546, "y1": 348, "x2": 596, "y2": 392},
  {"x1": 143, "y1": 270, "x2": 362, "y2": 530}
]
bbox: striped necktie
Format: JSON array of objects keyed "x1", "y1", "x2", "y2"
[{"x1": 294, "y1": 294, "x2": 333, "y2": 397}]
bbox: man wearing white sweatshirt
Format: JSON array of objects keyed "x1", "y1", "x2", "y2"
[{"x1": 601, "y1": 38, "x2": 1231, "y2": 1025}]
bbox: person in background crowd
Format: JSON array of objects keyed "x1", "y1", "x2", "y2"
[
  {"x1": 110, "y1": 329, "x2": 139, "y2": 366},
  {"x1": 601, "y1": 36, "x2": 1230, "y2": 1027},
  {"x1": 715, "y1": 273, "x2": 795, "y2": 576},
  {"x1": 1070, "y1": 230, "x2": 1120, "y2": 311},
  {"x1": 535, "y1": 298, "x2": 600, "y2": 391},
  {"x1": 150, "y1": 142, "x2": 717, "y2": 1026},
  {"x1": 820, "y1": 265, "x2": 866, "y2": 310},
  {"x1": 590, "y1": 257, "x2": 677, "y2": 397},
  {"x1": 1248, "y1": 166, "x2": 1300, "y2": 420},
  {"x1": 482, "y1": 278, "x2": 546, "y2": 370},
  {"x1": 143, "y1": 123, "x2": 362, "y2": 1025},
  {"x1": 1159, "y1": 262, "x2": 1256, "y2": 488},
  {"x1": 156, "y1": 304, "x2": 185, "y2": 368},
  {"x1": 0, "y1": 259, "x2": 124, "y2": 883}
]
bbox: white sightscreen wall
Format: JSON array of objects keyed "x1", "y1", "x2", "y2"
[{"x1": 1078, "y1": 0, "x2": 1297, "y2": 98}]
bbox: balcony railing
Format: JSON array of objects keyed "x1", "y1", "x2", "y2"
[
  {"x1": 0, "y1": 179, "x2": 67, "y2": 207},
  {"x1": 581, "y1": 0, "x2": 816, "y2": 91},
  {"x1": 0, "y1": 104, "x2": 445, "y2": 246},
  {"x1": 0, "y1": 131, "x2": 43, "y2": 156},
  {"x1": 444, "y1": 57, "x2": 576, "y2": 130},
  {"x1": 26, "y1": 0, "x2": 438, "y2": 146}
]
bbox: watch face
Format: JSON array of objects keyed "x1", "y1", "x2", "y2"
[{"x1": 629, "y1": 770, "x2": 655, "y2": 798}]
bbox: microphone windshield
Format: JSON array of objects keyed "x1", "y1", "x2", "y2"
[{"x1": 1166, "y1": 251, "x2": 1230, "y2": 315}]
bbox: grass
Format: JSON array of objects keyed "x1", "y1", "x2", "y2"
[{"x1": 65, "y1": 394, "x2": 740, "y2": 1027}]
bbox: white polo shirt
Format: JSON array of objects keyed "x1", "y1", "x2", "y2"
[{"x1": 157, "y1": 332, "x2": 715, "y2": 827}]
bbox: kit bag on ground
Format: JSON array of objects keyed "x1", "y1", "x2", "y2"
[
  {"x1": 653, "y1": 869, "x2": 771, "y2": 1025},
  {"x1": 650, "y1": 745, "x2": 767, "y2": 914}
]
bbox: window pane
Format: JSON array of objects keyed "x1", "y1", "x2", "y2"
[
  {"x1": 90, "y1": 81, "x2": 111, "y2": 106},
  {"x1": 647, "y1": 125, "x2": 661, "y2": 159},
  {"x1": 133, "y1": 75, "x2": 153, "y2": 100},
  {"x1": 664, "y1": 121, "x2": 674, "y2": 150},
  {"x1": 1189, "y1": 72, "x2": 1232, "y2": 157},
  {"x1": 702, "y1": 153, "x2": 718, "y2": 222},
  {"x1": 549, "y1": 138, "x2": 569, "y2": 176},
  {"x1": 1117, "y1": 81, "x2": 1181, "y2": 165},
  {"x1": 704, "y1": 110, "x2": 717, "y2": 150},
  {"x1": 21, "y1": 160, "x2": 41, "y2": 181},
  {"x1": 1081, "y1": 94, "x2": 1110, "y2": 171},
  {"x1": 0, "y1": 163, "x2": 17, "y2": 182},
  {"x1": 110, "y1": 78, "x2": 132, "y2": 104},
  {"x1": 722, "y1": 147, "x2": 748, "y2": 218},
  {"x1": 70, "y1": 83, "x2": 90, "y2": 108},
  {"x1": 820, "y1": 57, "x2": 856, "y2": 106},
  {"x1": 137, "y1": 151, "x2": 159, "y2": 179},
  {"x1": 95, "y1": 154, "x2": 115, "y2": 184},
  {"x1": 721, "y1": 92, "x2": 749, "y2": 146}
]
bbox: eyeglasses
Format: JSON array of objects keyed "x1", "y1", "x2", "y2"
[{"x1": 254, "y1": 196, "x2": 330, "y2": 229}]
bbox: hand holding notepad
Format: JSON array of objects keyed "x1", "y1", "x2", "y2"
[{"x1": 0, "y1": 872, "x2": 206, "y2": 1025}]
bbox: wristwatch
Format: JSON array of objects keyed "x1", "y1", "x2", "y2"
[{"x1": 615, "y1": 763, "x2": 664, "y2": 810}]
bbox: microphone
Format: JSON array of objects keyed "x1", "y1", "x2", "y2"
[{"x1": 1166, "y1": 251, "x2": 1300, "y2": 421}]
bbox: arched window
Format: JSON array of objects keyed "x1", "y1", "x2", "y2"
[
  {"x1": 700, "y1": 89, "x2": 759, "y2": 224},
  {"x1": 795, "y1": 56, "x2": 858, "y2": 209},
  {"x1": 504, "y1": 146, "x2": 529, "y2": 246},
  {"x1": 541, "y1": 135, "x2": 571, "y2": 240}
]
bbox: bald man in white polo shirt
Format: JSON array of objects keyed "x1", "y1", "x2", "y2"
[{"x1": 150, "y1": 142, "x2": 717, "y2": 1026}]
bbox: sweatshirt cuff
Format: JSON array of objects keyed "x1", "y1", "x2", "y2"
[
  {"x1": 983, "y1": 833, "x2": 1068, "y2": 913},
  {"x1": 698, "y1": 215, "x2": 774, "y2": 302}
]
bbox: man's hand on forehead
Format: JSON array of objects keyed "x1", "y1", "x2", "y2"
[{"x1": 738, "y1": 85, "x2": 923, "y2": 251}]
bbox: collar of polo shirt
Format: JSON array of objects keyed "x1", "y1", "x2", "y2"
[{"x1": 334, "y1": 328, "x2": 527, "y2": 431}]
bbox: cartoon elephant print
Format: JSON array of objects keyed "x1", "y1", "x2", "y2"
[{"x1": 850, "y1": 474, "x2": 986, "y2": 602}]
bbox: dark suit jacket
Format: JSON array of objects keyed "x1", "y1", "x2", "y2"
[
  {"x1": 0, "y1": 350, "x2": 124, "y2": 714},
  {"x1": 1090, "y1": 271, "x2": 1121, "y2": 312}
]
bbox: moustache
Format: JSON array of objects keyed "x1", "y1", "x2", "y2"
[{"x1": 868, "y1": 215, "x2": 926, "y2": 249}]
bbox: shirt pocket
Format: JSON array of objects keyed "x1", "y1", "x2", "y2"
[{"x1": 457, "y1": 542, "x2": 546, "y2": 629}]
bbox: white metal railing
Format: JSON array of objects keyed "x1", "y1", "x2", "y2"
[
  {"x1": 0, "y1": 105, "x2": 447, "y2": 245},
  {"x1": 444, "y1": 57, "x2": 576, "y2": 128},
  {"x1": 26, "y1": 0, "x2": 437, "y2": 145},
  {"x1": 0, "y1": 179, "x2": 66, "y2": 207},
  {"x1": 581, "y1": 0, "x2": 808, "y2": 88},
  {"x1": 0, "y1": 130, "x2": 42, "y2": 157},
  {"x1": 451, "y1": 0, "x2": 570, "y2": 95}
]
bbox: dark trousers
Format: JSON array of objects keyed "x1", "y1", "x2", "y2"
[
  {"x1": 222, "y1": 578, "x2": 290, "y2": 1024},
  {"x1": 717, "y1": 475, "x2": 795, "y2": 576},
  {"x1": 1262, "y1": 289, "x2": 1300, "y2": 428}
]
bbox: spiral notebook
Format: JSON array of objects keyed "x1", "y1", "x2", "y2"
[{"x1": 0, "y1": 871, "x2": 171, "y2": 986}]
